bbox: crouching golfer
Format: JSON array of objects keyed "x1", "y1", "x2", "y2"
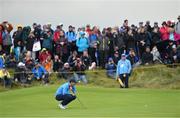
[{"x1": 55, "y1": 79, "x2": 77, "y2": 109}]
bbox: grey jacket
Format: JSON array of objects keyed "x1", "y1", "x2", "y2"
[{"x1": 175, "y1": 22, "x2": 180, "y2": 34}]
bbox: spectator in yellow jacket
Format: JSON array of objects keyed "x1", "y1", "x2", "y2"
[{"x1": 0, "y1": 67, "x2": 12, "y2": 88}]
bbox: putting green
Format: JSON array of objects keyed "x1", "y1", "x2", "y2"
[{"x1": 0, "y1": 85, "x2": 180, "y2": 117}]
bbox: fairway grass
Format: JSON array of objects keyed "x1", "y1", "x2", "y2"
[{"x1": 0, "y1": 85, "x2": 180, "y2": 117}]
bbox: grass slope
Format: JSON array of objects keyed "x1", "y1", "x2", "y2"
[
  {"x1": 0, "y1": 85, "x2": 180, "y2": 117},
  {"x1": 130, "y1": 65, "x2": 180, "y2": 89},
  {"x1": 86, "y1": 65, "x2": 180, "y2": 89}
]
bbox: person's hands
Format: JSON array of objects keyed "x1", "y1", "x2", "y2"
[
  {"x1": 69, "y1": 86, "x2": 75, "y2": 96},
  {"x1": 18, "y1": 41, "x2": 21, "y2": 45},
  {"x1": 140, "y1": 41, "x2": 145, "y2": 46},
  {"x1": 116, "y1": 77, "x2": 119, "y2": 81},
  {"x1": 79, "y1": 61, "x2": 82, "y2": 65},
  {"x1": 72, "y1": 93, "x2": 76, "y2": 96}
]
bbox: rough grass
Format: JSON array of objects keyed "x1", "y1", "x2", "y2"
[
  {"x1": 85, "y1": 65, "x2": 180, "y2": 89},
  {"x1": 130, "y1": 65, "x2": 180, "y2": 89}
]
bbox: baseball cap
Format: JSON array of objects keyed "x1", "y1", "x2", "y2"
[
  {"x1": 79, "y1": 31, "x2": 85, "y2": 36},
  {"x1": 58, "y1": 23, "x2": 63, "y2": 26},
  {"x1": 108, "y1": 57, "x2": 113, "y2": 61},
  {"x1": 17, "y1": 62, "x2": 25, "y2": 67},
  {"x1": 69, "y1": 79, "x2": 77, "y2": 83},
  {"x1": 121, "y1": 54, "x2": 126, "y2": 57}
]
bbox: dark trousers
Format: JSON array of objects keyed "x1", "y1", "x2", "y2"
[
  {"x1": 99, "y1": 50, "x2": 109, "y2": 68},
  {"x1": 3, "y1": 45, "x2": 12, "y2": 55},
  {"x1": 69, "y1": 41, "x2": 77, "y2": 52},
  {"x1": 43, "y1": 74, "x2": 49, "y2": 83},
  {"x1": 88, "y1": 47, "x2": 96, "y2": 63},
  {"x1": 119, "y1": 73, "x2": 129, "y2": 88},
  {"x1": 138, "y1": 44, "x2": 145, "y2": 59},
  {"x1": 56, "y1": 94, "x2": 76, "y2": 106}
]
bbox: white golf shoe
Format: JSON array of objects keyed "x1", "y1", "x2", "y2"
[{"x1": 58, "y1": 104, "x2": 66, "y2": 110}]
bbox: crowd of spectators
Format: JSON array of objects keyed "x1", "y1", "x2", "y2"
[{"x1": 0, "y1": 16, "x2": 180, "y2": 87}]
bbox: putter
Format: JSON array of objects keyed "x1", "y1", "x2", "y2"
[
  {"x1": 72, "y1": 90, "x2": 87, "y2": 109},
  {"x1": 76, "y1": 96, "x2": 87, "y2": 109}
]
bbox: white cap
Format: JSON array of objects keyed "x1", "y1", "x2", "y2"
[
  {"x1": 171, "y1": 20, "x2": 175, "y2": 23},
  {"x1": 58, "y1": 23, "x2": 63, "y2": 26},
  {"x1": 172, "y1": 45, "x2": 176, "y2": 49},
  {"x1": 64, "y1": 62, "x2": 69, "y2": 66},
  {"x1": 18, "y1": 62, "x2": 25, "y2": 67}
]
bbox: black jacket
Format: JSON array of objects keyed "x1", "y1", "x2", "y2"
[
  {"x1": 26, "y1": 37, "x2": 35, "y2": 51},
  {"x1": 142, "y1": 52, "x2": 153, "y2": 64},
  {"x1": 13, "y1": 31, "x2": 23, "y2": 48},
  {"x1": 151, "y1": 31, "x2": 161, "y2": 45},
  {"x1": 124, "y1": 34, "x2": 136, "y2": 50}
]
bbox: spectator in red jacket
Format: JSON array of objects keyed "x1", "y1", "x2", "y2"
[
  {"x1": 0, "y1": 24, "x2": 4, "y2": 48},
  {"x1": 53, "y1": 25, "x2": 61, "y2": 42},
  {"x1": 54, "y1": 30, "x2": 69, "y2": 63},
  {"x1": 86, "y1": 24, "x2": 92, "y2": 36},
  {"x1": 53, "y1": 24, "x2": 65, "y2": 42},
  {"x1": 160, "y1": 21, "x2": 169, "y2": 41},
  {"x1": 39, "y1": 48, "x2": 51, "y2": 64}
]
